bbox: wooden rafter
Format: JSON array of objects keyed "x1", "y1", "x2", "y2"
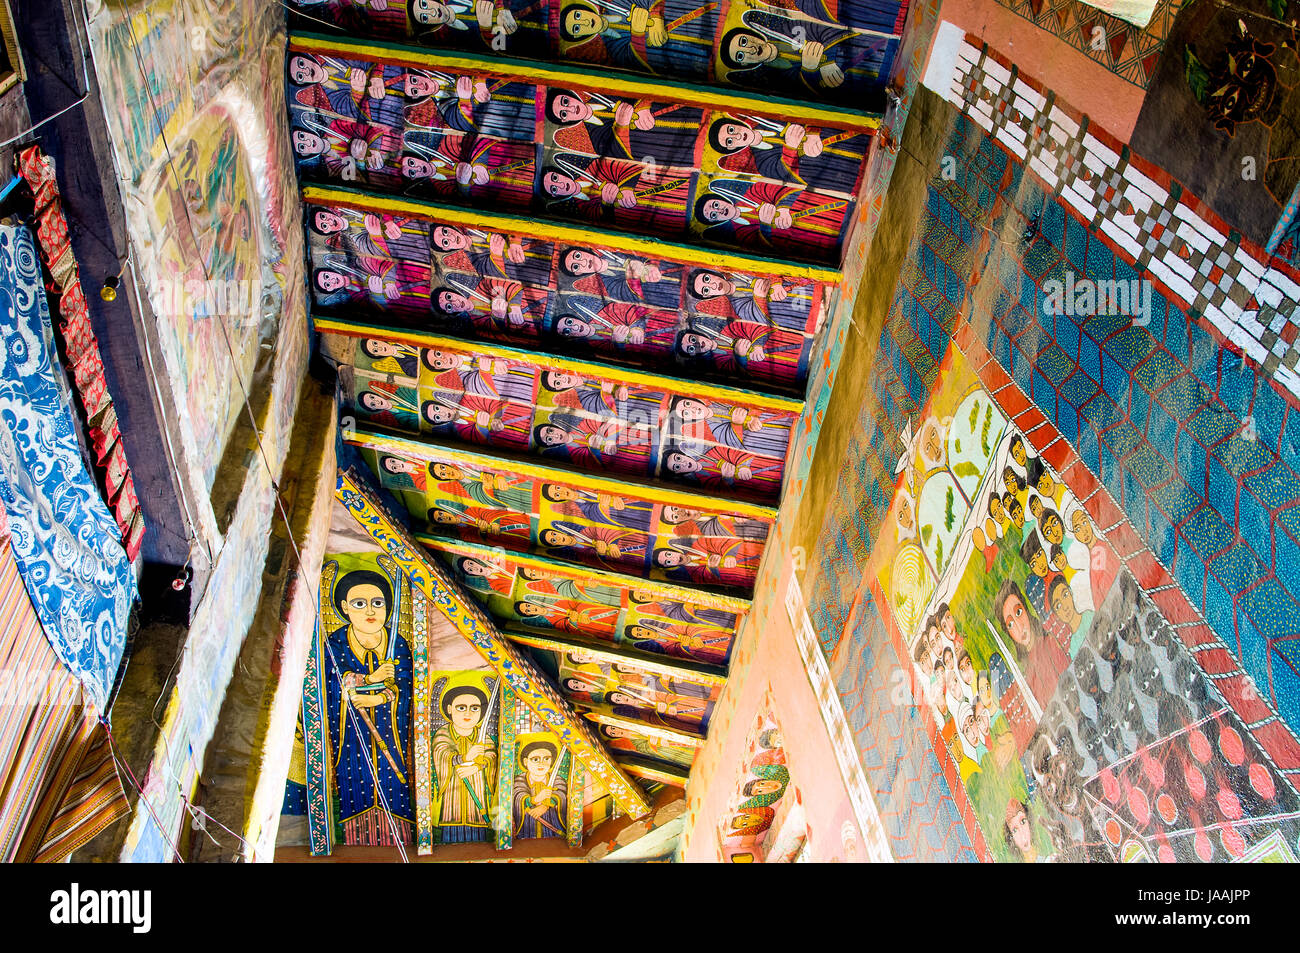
[
  {"x1": 302, "y1": 184, "x2": 844, "y2": 284},
  {"x1": 290, "y1": 33, "x2": 881, "y2": 135}
]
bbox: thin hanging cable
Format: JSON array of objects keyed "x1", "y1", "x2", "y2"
[{"x1": 124, "y1": 7, "x2": 413, "y2": 860}]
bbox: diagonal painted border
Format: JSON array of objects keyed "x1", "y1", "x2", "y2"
[{"x1": 337, "y1": 467, "x2": 652, "y2": 816}]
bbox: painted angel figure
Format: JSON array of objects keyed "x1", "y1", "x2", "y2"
[
  {"x1": 706, "y1": 113, "x2": 867, "y2": 195},
  {"x1": 715, "y1": 0, "x2": 901, "y2": 102},
  {"x1": 429, "y1": 462, "x2": 535, "y2": 512},
  {"x1": 685, "y1": 266, "x2": 818, "y2": 333},
  {"x1": 658, "y1": 505, "x2": 770, "y2": 541},
  {"x1": 661, "y1": 442, "x2": 785, "y2": 493},
  {"x1": 623, "y1": 618, "x2": 732, "y2": 664},
  {"x1": 694, "y1": 178, "x2": 849, "y2": 259},
  {"x1": 551, "y1": 295, "x2": 683, "y2": 358},
  {"x1": 540, "y1": 153, "x2": 692, "y2": 233},
  {"x1": 515, "y1": 596, "x2": 623, "y2": 635},
  {"x1": 400, "y1": 133, "x2": 535, "y2": 210},
  {"x1": 408, "y1": 0, "x2": 544, "y2": 56},
  {"x1": 430, "y1": 674, "x2": 500, "y2": 843},
  {"x1": 539, "y1": 482, "x2": 656, "y2": 532},
  {"x1": 519, "y1": 567, "x2": 626, "y2": 608},
  {"x1": 357, "y1": 337, "x2": 421, "y2": 378},
  {"x1": 533, "y1": 411, "x2": 653, "y2": 475},
  {"x1": 308, "y1": 205, "x2": 433, "y2": 263},
  {"x1": 421, "y1": 348, "x2": 536, "y2": 404},
  {"x1": 431, "y1": 275, "x2": 550, "y2": 338},
  {"x1": 513, "y1": 742, "x2": 568, "y2": 839},
  {"x1": 669, "y1": 396, "x2": 792, "y2": 458},
  {"x1": 405, "y1": 70, "x2": 539, "y2": 141},
  {"x1": 291, "y1": 116, "x2": 404, "y2": 188},
  {"x1": 628, "y1": 589, "x2": 737, "y2": 628},
  {"x1": 432, "y1": 225, "x2": 555, "y2": 287},
  {"x1": 652, "y1": 534, "x2": 761, "y2": 585},
  {"x1": 556, "y1": 0, "x2": 718, "y2": 79},
  {"x1": 312, "y1": 253, "x2": 433, "y2": 316},
  {"x1": 421, "y1": 391, "x2": 529, "y2": 446},
  {"x1": 288, "y1": 53, "x2": 408, "y2": 129},
  {"x1": 323, "y1": 565, "x2": 415, "y2": 835},
  {"x1": 426, "y1": 499, "x2": 532, "y2": 541},
  {"x1": 674, "y1": 316, "x2": 806, "y2": 384},
  {"x1": 539, "y1": 521, "x2": 649, "y2": 568},
  {"x1": 377, "y1": 454, "x2": 429, "y2": 492},
  {"x1": 544, "y1": 87, "x2": 703, "y2": 165},
  {"x1": 555, "y1": 246, "x2": 683, "y2": 309}
]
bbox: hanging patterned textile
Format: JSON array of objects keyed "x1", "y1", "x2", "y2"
[{"x1": 0, "y1": 225, "x2": 135, "y2": 713}]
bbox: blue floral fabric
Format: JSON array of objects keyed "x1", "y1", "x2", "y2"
[{"x1": 0, "y1": 226, "x2": 134, "y2": 712}]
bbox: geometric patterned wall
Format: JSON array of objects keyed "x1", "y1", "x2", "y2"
[{"x1": 798, "y1": 46, "x2": 1300, "y2": 859}]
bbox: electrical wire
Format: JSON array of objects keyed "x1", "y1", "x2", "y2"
[{"x1": 122, "y1": 4, "x2": 414, "y2": 861}]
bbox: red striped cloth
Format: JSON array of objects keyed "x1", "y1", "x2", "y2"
[{"x1": 0, "y1": 532, "x2": 129, "y2": 861}]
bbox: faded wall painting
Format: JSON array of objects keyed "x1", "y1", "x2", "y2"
[
  {"x1": 306, "y1": 196, "x2": 828, "y2": 392},
  {"x1": 287, "y1": 40, "x2": 872, "y2": 262},
  {"x1": 289, "y1": 0, "x2": 909, "y2": 109},
  {"x1": 91, "y1": 0, "x2": 299, "y2": 490},
  {"x1": 868, "y1": 350, "x2": 1300, "y2": 861}
]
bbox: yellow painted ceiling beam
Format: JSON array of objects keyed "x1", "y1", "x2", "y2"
[
  {"x1": 417, "y1": 532, "x2": 753, "y2": 615},
  {"x1": 501, "y1": 627, "x2": 728, "y2": 688},
  {"x1": 337, "y1": 468, "x2": 652, "y2": 816},
  {"x1": 319, "y1": 316, "x2": 805, "y2": 415},
  {"x1": 579, "y1": 703, "x2": 706, "y2": 746},
  {"x1": 350, "y1": 426, "x2": 779, "y2": 522},
  {"x1": 302, "y1": 184, "x2": 843, "y2": 284},
  {"x1": 291, "y1": 33, "x2": 881, "y2": 135},
  {"x1": 615, "y1": 756, "x2": 691, "y2": 788}
]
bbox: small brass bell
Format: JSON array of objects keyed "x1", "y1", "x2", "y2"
[{"x1": 100, "y1": 274, "x2": 120, "y2": 302}]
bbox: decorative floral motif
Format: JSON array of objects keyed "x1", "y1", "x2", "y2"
[{"x1": 0, "y1": 227, "x2": 135, "y2": 713}]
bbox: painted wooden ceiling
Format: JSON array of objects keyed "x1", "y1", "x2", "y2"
[{"x1": 287, "y1": 0, "x2": 892, "y2": 816}]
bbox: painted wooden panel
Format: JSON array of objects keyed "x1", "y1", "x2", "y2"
[
  {"x1": 355, "y1": 430, "x2": 774, "y2": 589},
  {"x1": 304, "y1": 188, "x2": 830, "y2": 391},
  {"x1": 287, "y1": 37, "x2": 874, "y2": 263},
  {"x1": 425, "y1": 535, "x2": 745, "y2": 665},
  {"x1": 288, "y1": 0, "x2": 909, "y2": 109},
  {"x1": 557, "y1": 649, "x2": 721, "y2": 731},
  {"x1": 327, "y1": 325, "x2": 801, "y2": 503}
]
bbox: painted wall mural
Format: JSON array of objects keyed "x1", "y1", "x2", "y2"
[
  {"x1": 287, "y1": 38, "x2": 872, "y2": 263},
  {"x1": 717, "y1": 705, "x2": 793, "y2": 861},
  {"x1": 317, "y1": 553, "x2": 422, "y2": 845},
  {"x1": 427, "y1": 537, "x2": 744, "y2": 665},
  {"x1": 288, "y1": 0, "x2": 909, "y2": 109},
  {"x1": 312, "y1": 549, "x2": 612, "y2": 847},
  {"x1": 869, "y1": 350, "x2": 1300, "y2": 861},
  {"x1": 305, "y1": 193, "x2": 829, "y2": 392},
  {"x1": 90, "y1": 0, "x2": 300, "y2": 492},
  {"x1": 356, "y1": 434, "x2": 773, "y2": 589},
  {"x1": 329, "y1": 329, "x2": 799, "y2": 503}
]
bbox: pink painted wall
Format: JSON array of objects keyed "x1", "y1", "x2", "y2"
[{"x1": 681, "y1": 523, "x2": 865, "y2": 862}]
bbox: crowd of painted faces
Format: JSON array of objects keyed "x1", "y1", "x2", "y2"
[
  {"x1": 287, "y1": 44, "x2": 868, "y2": 264},
  {"x1": 351, "y1": 338, "x2": 794, "y2": 504},
  {"x1": 293, "y1": 0, "x2": 902, "y2": 107},
  {"x1": 910, "y1": 433, "x2": 1121, "y2": 861}
]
